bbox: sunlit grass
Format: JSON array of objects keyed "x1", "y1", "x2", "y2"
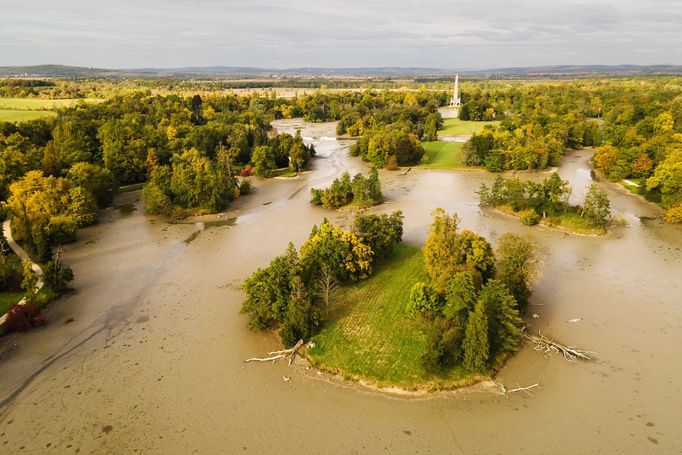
[
  {"x1": 418, "y1": 141, "x2": 467, "y2": 169},
  {"x1": 438, "y1": 118, "x2": 499, "y2": 136},
  {"x1": 308, "y1": 244, "x2": 475, "y2": 389},
  {"x1": 0, "y1": 110, "x2": 57, "y2": 122}
]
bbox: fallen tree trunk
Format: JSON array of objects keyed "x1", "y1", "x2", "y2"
[
  {"x1": 245, "y1": 339, "x2": 304, "y2": 364},
  {"x1": 524, "y1": 331, "x2": 596, "y2": 361}
]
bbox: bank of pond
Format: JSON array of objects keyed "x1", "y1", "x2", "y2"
[{"x1": 241, "y1": 210, "x2": 541, "y2": 391}]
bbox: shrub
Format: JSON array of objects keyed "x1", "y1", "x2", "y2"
[
  {"x1": 406, "y1": 282, "x2": 442, "y2": 317},
  {"x1": 44, "y1": 260, "x2": 74, "y2": 292},
  {"x1": 519, "y1": 208, "x2": 540, "y2": 226},
  {"x1": 4, "y1": 303, "x2": 44, "y2": 332},
  {"x1": 420, "y1": 318, "x2": 463, "y2": 373},
  {"x1": 238, "y1": 179, "x2": 253, "y2": 195},
  {"x1": 142, "y1": 182, "x2": 173, "y2": 215},
  {"x1": 310, "y1": 188, "x2": 323, "y2": 205},
  {"x1": 239, "y1": 165, "x2": 253, "y2": 177},
  {"x1": 664, "y1": 205, "x2": 682, "y2": 224},
  {"x1": 47, "y1": 215, "x2": 78, "y2": 244}
]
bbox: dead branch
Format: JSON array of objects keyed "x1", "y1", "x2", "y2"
[
  {"x1": 524, "y1": 331, "x2": 596, "y2": 361},
  {"x1": 244, "y1": 354, "x2": 287, "y2": 363},
  {"x1": 288, "y1": 340, "x2": 304, "y2": 366},
  {"x1": 505, "y1": 383, "x2": 541, "y2": 396},
  {"x1": 245, "y1": 339, "x2": 305, "y2": 364}
]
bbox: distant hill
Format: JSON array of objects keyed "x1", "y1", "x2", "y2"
[{"x1": 1, "y1": 64, "x2": 681, "y2": 79}]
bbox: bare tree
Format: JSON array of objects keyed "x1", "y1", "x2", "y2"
[{"x1": 316, "y1": 263, "x2": 339, "y2": 313}]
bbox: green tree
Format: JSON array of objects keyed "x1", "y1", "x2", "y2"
[
  {"x1": 170, "y1": 148, "x2": 234, "y2": 212},
  {"x1": 352, "y1": 211, "x2": 403, "y2": 258},
  {"x1": 495, "y1": 234, "x2": 540, "y2": 314},
  {"x1": 252, "y1": 145, "x2": 277, "y2": 177},
  {"x1": 20, "y1": 260, "x2": 36, "y2": 292},
  {"x1": 406, "y1": 282, "x2": 442, "y2": 317},
  {"x1": 300, "y1": 220, "x2": 373, "y2": 282},
  {"x1": 646, "y1": 148, "x2": 682, "y2": 208},
  {"x1": 67, "y1": 162, "x2": 118, "y2": 207},
  {"x1": 478, "y1": 280, "x2": 523, "y2": 357},
  {"x1": 280, "y1": 276, "x2": 319, "y2": 347},
  {"x1": 442, "y1": 271, "x2": 477, "y2": 326},
  {"x1": 241, "y1": 243, "x2": 300, "y2": 329},
  {"x1": 463, "y1": 300, "x2": 489, "y2": 372},
  {"x1": 99, "y1": 116, "x2": 150, "y2": 184},
  {"x1": 582, "y1": 184, "x2": 611, "y2": 228},
  {"x1": 423, "y1": 209, "x2": 460, "y2": 291}
]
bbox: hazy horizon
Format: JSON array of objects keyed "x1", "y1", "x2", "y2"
[{"x1": 2, "y1": 0, "x2": 681, "y2": 69}]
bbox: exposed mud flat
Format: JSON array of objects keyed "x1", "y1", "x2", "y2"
[{"x1": 0, "y1": 120, "x2": 680, "y2": 453}]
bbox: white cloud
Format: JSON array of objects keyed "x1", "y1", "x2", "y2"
[{"x1": 0, "y1": 0, "x2": 680, "y2": 67}]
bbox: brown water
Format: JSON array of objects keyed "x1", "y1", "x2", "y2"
[{"x1": 0, "y1": 119, "x2": 680, "y2": 454}]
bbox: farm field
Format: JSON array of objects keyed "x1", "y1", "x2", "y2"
[{"x1": 0, "y1": 110, "x2": 57, "y2": 122}]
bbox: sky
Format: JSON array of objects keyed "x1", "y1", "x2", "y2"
[{"x1": 1, "y1": 0, "x2": 681, "y2": 69}]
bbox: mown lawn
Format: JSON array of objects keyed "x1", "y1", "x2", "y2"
[
  {"x1": 0, "y1": 110, "x2": 57, "y2": 122},
  {"x1": 308, "y1": 243, "x2": 471, "y2": 389},
  {"x1": 0, "y1": 291, "x2": 25, "y2": 316},
  {"x1": 438, "y1": 118, "x2": 499, "y2": 136},
  {"x1": 418, "y1": 141, "x2": 467, "y2": 169}
]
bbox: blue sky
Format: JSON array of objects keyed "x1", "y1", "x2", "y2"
[{"x1": 1, "y1": 0, "x2": 681, "y2": 68}]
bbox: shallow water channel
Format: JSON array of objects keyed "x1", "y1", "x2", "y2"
[{"x1": 0, "y1": 119, "x2": 680, "y2": 453}]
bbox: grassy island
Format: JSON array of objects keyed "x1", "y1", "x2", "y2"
[
  {"x1": 479, "y1": 173, "x2": 613, "y2": 235},
  {"x1": 242, "y1": 210, "x2": 541, "y2": 392},
  {"x1": 307, "y1": 244, "x2": 474, "y2": 389}
]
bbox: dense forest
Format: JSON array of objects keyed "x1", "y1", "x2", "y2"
[{"x1": 0, "y1": 78, "x2": 679, "y2": 267}]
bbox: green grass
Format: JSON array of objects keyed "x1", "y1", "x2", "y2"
[
  {"x1": 497, "y1": 204, "x2": 607, "y2": 235},
  {"x1": 0, "y1": 110, "x2": 57, "y2": 122},
  {"x1": 0, "y1": 98, "x2": 102, "y2": 124},
  {"x1": 308, "y1": 244, "x2": 474, "y2": 390},
  {"x1": 438, "y1": 118, "x2": 499, "y2": 136},
  {"x1": 0, "y1": 291, "x2": 25, "y2": 316},
  {"x1": 0, "y1": 98, "x2": 85, "y2": 110},
  {"x1": 545, "y1": 210, "x2": 606, "y2": 235},
  {"x1": 418, "y1": 141, "x2": 467, "y2": 169}
]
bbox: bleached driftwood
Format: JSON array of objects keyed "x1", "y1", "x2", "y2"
[
  {"x1": 245, "y1": 339, "x2": 304, "y2": 364},
  {"x1": 525, "y1": 332, "x2": 596, "y2": 361}
]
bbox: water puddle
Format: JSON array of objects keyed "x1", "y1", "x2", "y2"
[
  {"x1": 183, "y1": 218, "x2": 237, "y2": 244},
  {"x1": 114, "y1": 204, "x2": 137, "y2": 217}
]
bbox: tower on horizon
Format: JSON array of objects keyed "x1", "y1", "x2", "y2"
[{"x1": 450, "y1": 74, "x2": 461, "y2": 107}]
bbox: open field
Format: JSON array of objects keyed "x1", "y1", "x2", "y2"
[
  {"x1": 308, "y1": 244, "x2": 471, "y2": 389},
  {"x1": 0, "y1": 98, "x2": 87, "y2": 110},
  {"x1": 0, "y1": 98, "x2": 103, "y2": 123},
  {"x1": 439, "y1": 118, "x2": 499, "y2": 136},
  {"x1": 0, "y1": 109, "x2": 57, "y2": 122},
  {"x1": 418, "y1": 141, "x2": 467, "y2": 169}
]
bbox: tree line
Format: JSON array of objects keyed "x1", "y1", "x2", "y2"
[
  {"x1": 241, "y1": 212, "x2": 404, "y2": 347},
  {"x1": 478, "y1": 173, "x2": 612, "y2": 230},
  {"x1": 407, "y1": 210, "x2": 540, "y2": 373},
  {"x1": 310, "y1": 167, "x2": 382, "y2": 209},
  {"x1": 459, "y1": 79, "x2": 681, "y2": 223}
]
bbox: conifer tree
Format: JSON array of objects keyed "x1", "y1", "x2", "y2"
[{"x1": 463, "y1": 301, "x2": 489, "y2": 372}]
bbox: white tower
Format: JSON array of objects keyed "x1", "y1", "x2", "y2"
[{"x1": 450, "y1": 74, "x2": 461, "y2": 107}]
